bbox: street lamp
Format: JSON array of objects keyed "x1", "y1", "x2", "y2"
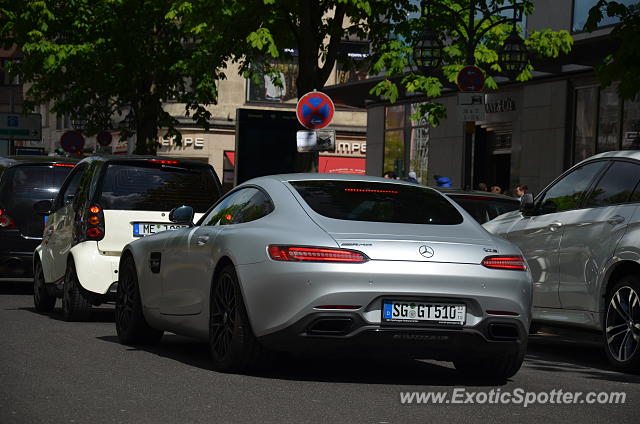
[
  {"x1": 413, "y1": 27, "x2": 444, "y2": 74},
  {"x1": 499, "y1": 28, "x2": 528, "y2": 81}
]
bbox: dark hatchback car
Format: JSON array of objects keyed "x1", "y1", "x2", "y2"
[
  {"x1": 0, "y1": 156, "x2": 77, "y2": 278},
  {"x1": 435, "y1": 188, "x2": 520, "y2": 224}
]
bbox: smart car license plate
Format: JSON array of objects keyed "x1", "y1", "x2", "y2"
[
  {"x1": 133, "y1": 222, "x2": 188, "y2": 237},
  {"x1": 382, "y1": 301, "x2": 465, "y2": 325}
]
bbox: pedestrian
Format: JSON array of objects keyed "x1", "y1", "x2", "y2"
[
  {"x1": 514, "y1": 184, "x2": 528, "y2": 200},
  {"x1": 406, "y1": 171, "x2": 418, "y2": 184},
  {"x1": 434, "y1": 175, "x2": 453, "y2": 188},
  {"x1": 490, "y1": 185, "x2": 502, "y2": 194},
  {"x1": 477, "y1": 182, "x2": 488, "y2": 191},
  {"x1": 383, "y1": 171, "x2": 397, "y2": 179}
]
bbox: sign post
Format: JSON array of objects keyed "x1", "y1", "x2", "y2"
[
  {"x1": 295, "y1": 91, "x2": 336, "y2": 171},
  {"x1": 456, "y1": 66, "x2": 486, "y2": 190}
]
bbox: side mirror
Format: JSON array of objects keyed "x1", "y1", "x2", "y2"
[
  {"x1": 169, "y1": 205, "x2": 194, "y2": 226},
  {"x1": 519, "y1": 193, "x2": 535, "y2": 216},
  {"x1": 33, "y1": 200, "x2": 53, "y2": 216}
]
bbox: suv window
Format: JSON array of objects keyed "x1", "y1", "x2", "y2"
[
  {"x1": 584, "y1": 161, "x2": 640, "y2": 207},
  {"x1": 98, "y1": 163, "x2": 219, "y2": 212},
  {"x1": 290, "y1": 180, "x2": 463, "y2": 225},
  {"x1": 448, "y1": 195, "x2": 519, "y2": 224},
  {"x1": 537, "y1": 161, "x2": 606, "y2": 214},
  {"x1": 201, "y1": 187, "x2": 273, "y2": 226}
]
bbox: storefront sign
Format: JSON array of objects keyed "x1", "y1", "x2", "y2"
[
  {"x1": 483, "y1": 92, "x2": 520, "y2": 123},
  {"x1": 158, "y1": 136, "x2": 205, "y2": 148}
]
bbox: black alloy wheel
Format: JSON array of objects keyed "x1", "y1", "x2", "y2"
[
  {"x1": 33, "y1": 258, "x2": 56, "y2": 312},
  {"x1": 62, "y1": 259, "x2": 91, "y2": 321},
  {"x1": 605, "y1": 276, "x2": 640, "y2": 372}
]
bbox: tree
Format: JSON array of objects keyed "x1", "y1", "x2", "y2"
[
  {"x1": 586, "y1": 0, "x2": 640, "y2": 100},
  {"x1": 0, "y1": 0, "x2": 250, "y2": 154}
]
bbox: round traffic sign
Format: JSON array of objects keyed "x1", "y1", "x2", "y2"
[
  {"x1": 296, "y1": 91, "x2": 335, "y2": 130},
  {"x1": 96, "y1": 130, "x2": 113, "y2": 146},
  {"x1": 60, "y1": 130, "x2": 85, "y2": 153},
  {"x1": 457, "y1": 66, "x2": 485, "y2": 92}
]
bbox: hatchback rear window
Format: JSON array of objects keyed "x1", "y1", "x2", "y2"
[
  {"x1": 289, "y1": 180, "x2": 463, "y2": 225},
  {"x1": 98, "y1": 163, "x2": 219, "y2": 212},
  {"x1": 0, "y1": 165, "x2": 73, "y2": 200}
]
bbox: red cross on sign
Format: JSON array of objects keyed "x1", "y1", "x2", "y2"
[{"x1": 296, "y1": 91, "x2": 335, "y2": 130}]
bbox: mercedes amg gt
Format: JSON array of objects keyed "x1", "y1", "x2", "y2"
[{"x1": 115, "y1": 174, "x2": 532, "y2": 379}]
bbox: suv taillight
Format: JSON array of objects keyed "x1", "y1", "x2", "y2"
[
  {"x1": 268, "y1": 245, "x2": 368, "y2": 263},
  {"x1": 481, "y1": 255, "x2": 526, "y2": 271},
  {"x1": 85, "y1": 205, "x2": 105, "y2": 240},
  {"x1": 0, "y1": 208, "x2": 17, "y2": 229}
]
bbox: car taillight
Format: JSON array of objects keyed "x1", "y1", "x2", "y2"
[
  {"x1": 268, "y1": 245, "x2": 368, "y2": 263},
  {"x1": 481, "y1": 255, "x2": 526, "y2": 271},
  {"x1": 148, "y1": 159, "x2": 179, "y2": 165},
  {"x1": 0, "y1": 209, "x2": 17, "y2": 229},
  {"x1": 85, "y1": 204, "x2": 105, "y2": 240},
  {"x1": 53, "y1": 163, "x2": 75, "y2": 167}
]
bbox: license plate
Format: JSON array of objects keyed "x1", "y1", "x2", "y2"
[
  {"x1": 382, "y1": 300, "x2": 466, "y2": 325},
  {"x1": 133, "y1": 222, "x2": 188, "y2": 237}
]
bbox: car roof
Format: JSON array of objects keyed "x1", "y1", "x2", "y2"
[
  {"x1": 433, "y1": 187, "x2": 519, "y2": 202},
  {"x1": 248, "y1": 173, "x2": 440, "y2": 188},
  {"x1": 76, "y1": 155, "x2": 212, "y2": 167},
  {"x1": 578, "y1": 150, "x2": 640, "y2": 164},
  {"x1": 0, "y1": 155, "x2": 79, "y2": 166}
]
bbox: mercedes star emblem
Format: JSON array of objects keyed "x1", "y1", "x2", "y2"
[{"x1": 419, "y1": 245, "x2": 434, "y2": 258}]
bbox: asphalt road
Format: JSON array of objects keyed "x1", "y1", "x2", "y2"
[{"x1": 1, "y1": 281, "x2": 638, "y2": 424}]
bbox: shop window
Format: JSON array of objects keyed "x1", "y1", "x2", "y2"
[
  {"x1": 573, "y1": 85, "x2": 640, "y2": 163},
  {"x1": 246, "y1": 59, "x2": 298, "y2": 103},
  {"x1": 572, "y1": 0, "x2": 636, "y2": 32},
  {"x1": 335, "y1": 41, "x2": 370, "y2": 85},
  {"x1": 384, "y1": 103, "x2": 431, "y2": 181}
]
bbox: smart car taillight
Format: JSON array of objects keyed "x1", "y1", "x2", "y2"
[
  {"x1": 85, "y1": 204, "x2": 105, "y2": 240},
  {"x1": 481, "y1": 255, "x2": 526, "y2": 271},
  {"x1": 268, "y1": 245, "x2": 368, "y2": 263},
  {"x1": 0, "y1": 209, "x2": 16, "y2": 229}
]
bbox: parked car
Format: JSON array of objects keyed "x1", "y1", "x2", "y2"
[
  {"x1": 33, "y1": 156, "x2": 222, "y2": 321},
  {"x1": 0, "y1": 156, "x2": 77, "y2": 278},
  {"x1": 483, "y1": 151, "x2": 640, "y2": 372},
  {"x1": 116, "y1": 174, "x2": 532, "y2": 379},
  {"x1": 436, "y1": 188, "x2": 520, "y2": 224}
]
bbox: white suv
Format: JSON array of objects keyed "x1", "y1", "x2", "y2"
[{"x1": 32, "y1": 156, "x2": 222, "y2": 321}]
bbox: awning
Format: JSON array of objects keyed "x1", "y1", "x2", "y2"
[{"x1": 318, "y1": 156, "x2": 366, "y2": 175}]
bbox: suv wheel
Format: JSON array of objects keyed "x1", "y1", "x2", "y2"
[
  {"x1": 453, "y1": 343, "x2": 526, "y2": 380},
  {"x1": 115, "y1": 255, "x2": 163, "y2": 345},
  {"x1": 604, "y1": 276, "x2": 640, "y2": 372},
  {"x1": 209, "y1": 264, "x2": 269, "y2": 372},
  {"x1": 33, "y1": 258, "x2": 56, "y2": 312},
  {"x1": 62, "y1": 259, "x2": 92, "y2": 322}
]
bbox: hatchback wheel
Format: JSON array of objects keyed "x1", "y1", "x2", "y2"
[
  {"x1": 62, "y1": 259, "x2": 91, "y2": 321},
  {"x1": 209, "y1": 264, "x2": 269, "y2": 372},
  {"x1": 604, "y1": 276, "x2": 640, "y2": 372},
  {"x1": 33, "y1": 258, "x2": 56, "y2": 312},
  {"x1": 115, "y1": 255, "x2": 163, "y2": 345}
]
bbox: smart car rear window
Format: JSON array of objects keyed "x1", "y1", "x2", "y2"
[
  {"x1": 98, "y1": 163, "x2": 219, "y2": 212},
  {"x1": 289, "y1": 180, "x2": 463, "y2": 225},
  {"x1": 0, "y1": 165, "x2": 72, "y2": 200}
]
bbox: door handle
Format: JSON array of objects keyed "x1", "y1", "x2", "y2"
[
  {"x1": 548, "y1": 222, "x2": 563, "y2": 232},
  {"x1": 607, "y1": 215, "x2": 625, "y2": 225},
  {"x1": 195, "y1": 235, "x2": 210, "y2": 246}
]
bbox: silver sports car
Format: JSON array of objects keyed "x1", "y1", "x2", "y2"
[{"x1": 115, "y1": 174, "x2": 532, "y2": 379}]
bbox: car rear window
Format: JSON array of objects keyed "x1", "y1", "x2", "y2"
[
  {"x1": 448, "y1": 195, "x2": 519, "y2": 223},
  {"x1": 0, "y1": 165, "x2": 73, "y2": 200},
  {"x1": 289, "y1": 180, "x2": 463, "y2": 225},
  {"x1": 98, "y1": 163, "x2": 219, "y2": 212}
]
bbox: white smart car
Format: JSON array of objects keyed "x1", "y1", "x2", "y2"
[{"x1": 32, "y1": 156, "x2": 222, "y2": 321}]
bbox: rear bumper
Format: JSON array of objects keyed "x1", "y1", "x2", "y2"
[
  {"x1": 70, "y1": 241, "x2": 120, "y2": 295},
  {"x1": 0, "y1": 230, "x2": 40, "y2": 277},
  {"x1": 258, "y1": 311, "x2": 526, "y2": 360}
]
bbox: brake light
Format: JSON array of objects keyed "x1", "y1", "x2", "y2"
[
  {"x1": 344, "y1": 188, "x2": 398, "y2": 194},
  {"x1": 0, "y1": 210, "x2": 17, "y2": 229},
  {"x1": 268, "y1": 245, "x2": 368, "y2": 263},
  {"x1": 86, "y1": 227, "x2": 103, "y2": 238},
  {"x1": 53, "y1": 163, "x2": 75, "y2": 168},
  {"x1": 148, "y1": 159, "x2": 179, "y2": 165},
  {"x1": 482, "y1": 256, "x2": 526, "y2": 271},
  {"x1": 85, "y1": 204, "x2": 105, "y2": 240}
]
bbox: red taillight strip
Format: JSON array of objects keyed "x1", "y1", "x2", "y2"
[
  {"x1": 481, "y1": 256, "x2": 526, "y2": 271},
  {"x1": 148, "y1": 159, "x2": 179, "y2": 164},
  {"x1": 53, "y1": 163, "x2": 75, "y2": 167},
  {"x1": 344, "y1": 188, "x2": 398, "y2": 194},
  {"x1": 268, "y1": 245, "x2": 368, "y2": 263}
]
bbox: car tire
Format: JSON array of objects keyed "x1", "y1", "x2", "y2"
[
  {"x1": 453, "y1": 343, "x2": 526, "y2": 380},
  {"x1": 62, "y1": 259, "x2": 92, "y2": 322},
  {"x1": 33, "y1": 258, "x2": 56, "y2": 312},
  {"x1": 115, "y1": 255, "x2": 163, "y2": 345},
  {"x1": 604, "y1": 275, "x2": 640, "y2": 373},
  {"x1": 209, "y1": 264, "x2": 269, "y2": 373}
]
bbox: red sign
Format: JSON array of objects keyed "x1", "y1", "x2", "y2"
[
  {"x1": 296, "y1": 91, "x2": 335, "y2": 130},
  {"x1": 318, "y1": 156, "x2": 365, "y2": 175},
  {"x1": 96, "y1": 130, "x2": 113, "y2": 146},
  {"x1": 457, "y1": 66, "x2": 485, "y2": 92},
  {"x1": 60, "y1": 130, "x2": 85, "y2": 153}
]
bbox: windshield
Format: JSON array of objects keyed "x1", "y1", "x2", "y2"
[
  {"x1": 289, "y1": 180, "x2": 463, "y2": 225},
  {"x1": 98, "y1": 163, "x2": 220, "y2": 212}
]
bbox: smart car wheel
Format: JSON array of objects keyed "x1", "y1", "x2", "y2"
[
  {"x1": 453, "y1": 342, "x2": 526, "y2": 380},
  {"x1": 62, "y1": 259, "x2": 92, "y2": 322},
  {"x1": 115, "y1": 255, "x2": 163, "y2": 345},
  {"x1": 209, "y1": 264, "x2": 267, "y2": 372},
  {"x1": 604, "y1": 276, "x2": 640, "y2": 373},
  {"x1": 33, "y1": 258, "x2": 55, "y2": 312}
]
